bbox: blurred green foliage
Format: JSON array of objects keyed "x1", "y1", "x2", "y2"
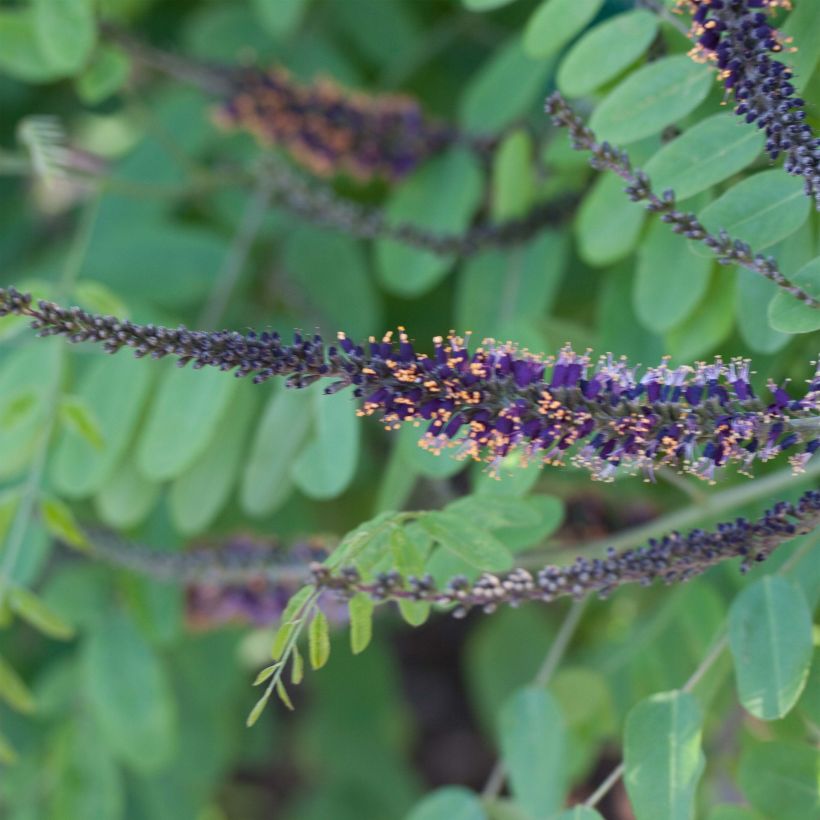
[{"x1": 0, "y1": 0, "x2": 819, "y2": 818}]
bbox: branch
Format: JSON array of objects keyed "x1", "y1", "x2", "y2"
[
  {"x1": 310, "y1": 488, "x2": 820, "y2": 617},
  {"x1": 545, "y1": 92, "x2": 820, "y2": 309}
]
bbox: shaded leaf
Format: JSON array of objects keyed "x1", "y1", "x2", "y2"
[
  {"x1": 407, "y1": 786, "x2": 488, "y2": 820},
  {"x1": 9, "y1": 585, "x2": 75, "y2": 640},
  {"x1": 417, "y1": 511, "x2": 513, "y2": 571},
  {"x1": 523, "y1": 0, "x2": 604, "y2": 60}
]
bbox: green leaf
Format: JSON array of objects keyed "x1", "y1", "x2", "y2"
[
  {"x1": 284, "y1": 227, "x2": 382, "y2": 339},
  {"x1": 557, "y1": 10, "x2": 658, "y2": 98},
  {"x1": 459, "y1": 37, "x2": 555, "y2": 133},
  {"x1": 8, "y1": 586, "x2": 75, "y2": 640},
  {"x1": 292, "y1": 388, "x2": 361, "y2": 500},
  {"x1": 349, "y1": 593, "x2": 374, "y2": 655},
  {"x1": 523, "y1": 0, "x2": 604, "y2": 60},
  {"x1": 398, "y1": 423, "x2": 465, "y2": 479},
  {"x1": 0, "y1": 730, "x2": 16, "y2": 765},
  {"x1": 494, "y1": 495, "x2": 565, "y2": 552},
  {"x1": 0, "y1": 389, "x2": 37, "y2": 431},
  {"x1": 0, "y1": 653, "x2": 35, "y2": 713},
  {"x1": 665, "y1": 268, "x2": 735, "y2": 361},
  {"x1": 739, "y1": 742, "x2": 820, "y2": 820},
  {"x1": 575, "y1": 172, "x2": 645, "y2": 266},
  {"x1": 33, "y1": 0, "x2": 95, "y2": 74},
  {"x1": 406, "y1": 787, "x2": 488, "y2": 820},
  {"x1": 94, "y1": 452, "x2": 159, "y2": 529},
  {"x1": 590, "y1": 56, "x2": 712, "y2": 145},
  {"x1": 553, "y1": 809, "x2": 604, "y2": 820},
  {"x1": 51, "y1": 354, "x2": 154, "y2": 499},
  {"x1": 84, "y1": 610, "x2": 177, "y2": 771},
  {"x1": 624, "y1": 691, "x2": 705, "y2": 820},
  {"x1": 137, "y1": 364, "x2": 238, "y2": 481},
  {"x1": 390, "y1": 525, "x2": 431, "y2": 627},
  {"x1": 783, "y1": 0, "x2": 820, "y2": 92},
  {"x1": 240, "y1": 385, "x2": 312, "y2": 517},
  {"x1": 276, "y1": 679, "x2": 295, "y2": 710},
  {"x1": 728, "y1": 575, "x2": 813, "y2": 720},
  {"x1": 769, "y1": 255, "x2": 820, "y2": 333},
  {"x1": 330, "y1": 510, "x2": 399, "y2": 571},
  {"x1": 456, "y1": 231, "x2": 568, "y2": 342},
  {"x1": 697, "y1": 170, "x2": 810, "y2": 255},
  {"x1": 376, "y1": 149, "x2": 483, "y2": 296},
  {"x1": 246, "y1": 689, "x2": 272, "y2": 727},
  {"x1": 705, "y1": 807, "x2": 759, "y2": 820},
  {"x1": 251, "y1": 0, "x2": 307, "y2": 37},
  {"x1": 40, "y1": 496, "x2": 90, "y2": 551},
  {"x1": 290, "y1": 645, "x2": 304, "y2": 685},
  {"x1": 417, "y1": 511, "x2": 513, "y2": 572},
  {"x1": 736, "y1": 268, "x2": 790, "y2": 353},
  {"x1": 445, "y1": 495, "x2": 540, "y2": 530},
  {"x1": 499, "y1": 687, "x2": 566, "y2": 818},
  {"x1": 169, "y1": 384, "x2": 258, "y2": 535},
  {"x1": 634, "y1": 216, "x2": 713, "y2": 333},
  {"x1": 492, "y1": 130, "x2": 535, "y2": 220},
  {"x1": 308, "y1": 609, "x2": 331, "y2": 670},
  {"x1": 0, "y1": 9, "x2": 66, "y2": 82},
  {"x1": 797, "y1": 648, "x2": 820, "y2": 725},
  {"x1": 271, "y1": 586, "x2": 314, "y2": 660},
  {"x1": 59, "y1": 394, "x2": 105, "y2": 450},
  {"x1": 463, "y1": 0, "x2": 518, "y2": 10},
  {"x1": 48, "y1": 718, "x2": 124, "y2": 820},
  {"x1": 644, "y1": 113, "x2": 765, "y2": 201},
  {"x1": 253, "y1": 664, "x2": 277, "y2": 686},
  {"x1": 75, "y1": 45, "x2": 130, "y2": 104}
]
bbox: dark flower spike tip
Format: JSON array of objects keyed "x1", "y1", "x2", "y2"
[
  {"x1": 312, "y1": 488, "x2": 820, "y2": 617},
  {"x1": 545, "y1": 91, "x2": 820, "y2": 309},
  {"x1": 679, "y1": 0, "x2": 820, "y2": 207},
  {"x1": 3, "y1": 286, "x2": 820, "y2": 485},
  {"x1": 215, "y1": 66, "x2": 491, "y2": 182}
]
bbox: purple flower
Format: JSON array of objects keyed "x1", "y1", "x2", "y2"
[{"x1": 680, "y1": 0, "x2": 820, "y2": 206}]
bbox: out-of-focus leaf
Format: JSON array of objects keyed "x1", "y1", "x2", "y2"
[
  {"x1": 284, "y1": 227, "x2": 382, "y2": 339},
  {"x1": 463, "y1": 0, "x2": 518, "y2": 10},
  {"x1": 94, "y1": 452, "x2": 159, "y2": 529},
  {"x1": 523, "y1": 0, "x2": 604, "y2": 60},
  {"x1": 398, "y1": 423, "x2": 465, "y2": 479},
  {"x1": 75, "y1": 44, "x2": 130, "y2": 103},
  {"x1": 251, "y1": 0, "x2": 307, "y2": 38},
  {"x1": 697, "y1": 171, "x2": 810, "y2": 253},
  {"x1": 728, "y1": 576, "x2": 813, "y2": 720},
  {"x1": 33, "y1": 0, "x2": 95, "y2": 74},
  {"x1": 783, "y1": 0, "x2": 820, "y2": 91},
  {"x1": 0, "y1": 654, "x2": 35, "y2": 713},
  {"x1": 40, "y1": 496, "x2": 90, "y2": 551},
  {"x1": 84, "y1": 610, "x2": 178, "y2": 772},
  {"x1": 59, "y1": 394, "x2": 104, "y2": 450},
  {"x1": 137, "y1": 364, "x2": 238, "y2": 481},
  {"x1": 292, "y1": 388, "x2": 360, "y2": 500},
  {"x1": 644, "y1": 114, "x2": 765, "y2": 201},
  {"x1": 308, "y1": 609, "x2": 331, "y2": 670},
  {"x1": 445, "y1": 495, "x2": 540, "y2": 529},
  {"x1": 0, "y1": 730, "x2": 16, "y2": 764},
  {"x1": 634, "y1": 217, "x2": 712, "y2": 333},
  {"x1": 553, "y1": 809, "x2": 604, "y2": 820},
  {"x1": 557, "y1": 10, "x2": 658, "y2": 98},
  {"x1": 348, "y1": 593, "x2": 374, "y2": 655},
  {"x1": 376, "y1": 149, "x2": 482, "y2": 296},
  {"x1": 499, "y1": 687, "x2": 566, "y2": 818},
  {"x1": 575, "y1": 172, "x2": 645, "y2": 266},
  {"x1": 406, "y1": 787, "x2": 487, "y2": 820},
  {"x1": 624, "y1": 691, "x2": 705, "y2": 820},
  {"x1": 417, "y1": 511, "x2": 513, "y2": 571},
  {"x1": 0, "y1": 10, "x2": 66, "y2": 82},
  {"x1": 704, "y1": 807, "x2": 758, "y2": 820},
  {"x1": 169, "y1": 384, "x2": 258, "y2": 535},
  {"x1": 736, "y1": 268, "x2": 790, "y2": 353},
  {"x1": 48, "y1": 718, "x2": 124, "y2": 820},
  {"x1": 590, "y1": 56, "x2": 712, "y2": 145},
  {"x1": 456, "y1": 230, "x2": 568, "y2": 341},
  {"x1": 665, "y1": 268, "x2": 734, "y2": 362},
  {"x1": 241, "y1": 385, "x2": 312, "y2": 517},
  {"x1": 769, "y1": 255, "x2": 820, "y2": 333},
  {"x1": 738, "y1": 742, "x2": 820, "y2": 820},
  {"x1": 797, "y1": 648, "x2": 820, "y2": 724},
  {"x1": 459, "y1": 37, "x2": 554, "y2": 133},
  {"x1": 52, "y1": 354, "x2": 153, "y2": 499},
  {"x1": 8, "y1": 585, "x2": 75, "y2": 640},
  {"x1": 271, "y1": 586, "x2": 314, "y2": 660},
  {"x1": 492, "y1": 130, "x2": 534, "y2": 220}
]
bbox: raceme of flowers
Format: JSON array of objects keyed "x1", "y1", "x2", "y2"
[
  {"x1": 311, "y1": 489, "x2": 820, "y2": 617},
  {"x1": 3, "y1": 286, "x2": 820, "y2": 485},
  {"x1": 680, "y1": 0, "x2": 820, "y2": 207},
  {"x1": 546, "y1": 92, "x2": 820, "y2": 309},
  {"x1": 214, "y1": 66, "x2": 472, "y2": 181}
]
